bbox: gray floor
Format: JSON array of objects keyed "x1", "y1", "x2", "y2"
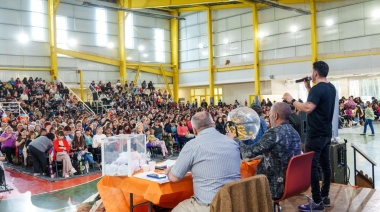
[{"x1": 338, "y1": 123, "x2": 380, "y2": 188}]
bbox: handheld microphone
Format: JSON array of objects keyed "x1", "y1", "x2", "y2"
[{"x1": 295, "y1": 76, "x2": 311, "y2": 83}]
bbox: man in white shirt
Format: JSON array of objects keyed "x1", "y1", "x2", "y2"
[
  {"x1": 92, "y1": 127, "x2": 106, "y2": 149},
  {"x1": 20, "y1": 92, "x2": 29, "y2": 102}
]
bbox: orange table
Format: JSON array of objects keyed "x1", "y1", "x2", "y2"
[{"x1": 98, "y1": 159, "x2": 260, "y2": 212}]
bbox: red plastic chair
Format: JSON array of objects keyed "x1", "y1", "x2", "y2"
[{"x1": 274, "y1": 151, "x2": 315, "y2": 212}]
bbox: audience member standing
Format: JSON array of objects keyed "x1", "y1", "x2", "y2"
[
  {"x1": 28, "y1": 133, "x2": 55, "y2": 176},
  {"x1": 284, "y1": 61, "x2": 336, "y2": 211}
]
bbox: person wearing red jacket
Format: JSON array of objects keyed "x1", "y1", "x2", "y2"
[
  {"x1": 185, "y1": 115, "x2": 193, "y2": 133},
  {"x1": 54, "y1": 131, "x2": 76, "y2": 178}
]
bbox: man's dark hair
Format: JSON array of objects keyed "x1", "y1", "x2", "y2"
[
  {"x1": 313, "y1": 61, "x2": 329, "y2": 77},
  {"x1": 46, "y1": 133, "x2": 55, "y2": 141},
  {"x1": 251, "y1": 105, "x2": 263, "y2": 116},
  {"x1": 290, "y1": 105, "x2": 296, "y2": 111}
]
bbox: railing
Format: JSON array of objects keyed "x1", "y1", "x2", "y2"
[
  {"x1": 87, "y1": 84, "x2": 109, "y2": 114},
  {"x1": 57, "y1": 77, "x2": 96, "y2": 117},
  {"x1": 0, "y1": 102, "x2": 29, "y2": 117},
  {"x1": 352, "y1": 143, "x2": 377, "y2": 188}
]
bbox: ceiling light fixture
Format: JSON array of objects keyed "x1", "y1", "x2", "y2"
[
  {"x1": 107, "y1": 42, "x2": 114, "y2": 48},
  {"x1": 68, "y1": 38, "x2": 77, "y2": 46},
  {"x1": 258, "y1": 32, "x2": 266, "y2": 38},
  {"x1": 18, "y1": 33, "x2": 29, "y2": 44},
  {"x1": 326, "y1": 19, "x2": 334, "y2": 26},
  {"x1": 373, "y1": 10, "x2": 380, "y2": 19},
  {"x1": 290, "y1": 25, "x2": 299, "y2": 33}
]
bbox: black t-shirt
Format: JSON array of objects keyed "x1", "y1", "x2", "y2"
[
  {"x1": 306, "y1": 82, "x2": 336, "y2": 138},
  {"x1": 152, "y1": 125, "x2": 163, "y2": 137},
  {"x1": 289, "y1": 112, "x2": 301, "y2": 136}
]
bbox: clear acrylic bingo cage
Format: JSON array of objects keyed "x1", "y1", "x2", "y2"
[{"x1": 101, "y1": 134, "x2": 147, "y2": 177}]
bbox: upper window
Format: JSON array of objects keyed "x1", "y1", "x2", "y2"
[
  {"x1": 125, "y1": 13, "x2": 134, "y2": 49},
  {"x1": 96, "y1": 9, "x2": 107, "y2": 47},
  {"x1": 154, "y1": 28, "x2": 165, "y2": 62}
]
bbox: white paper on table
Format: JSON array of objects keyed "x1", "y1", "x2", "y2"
[
  {"x1": 157, "y1": 159, "x2": 176, "y2": 167},
  {"x1": 133, "y1": 172, "x2": 170, "y2": 184}
]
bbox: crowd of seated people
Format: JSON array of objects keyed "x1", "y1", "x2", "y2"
[
  {"x1": 337, "y1": 96, "x2": 379, "y2": 129},
  {"x1": 0, "y1": 75, "x2": 379, "y2": 180}
]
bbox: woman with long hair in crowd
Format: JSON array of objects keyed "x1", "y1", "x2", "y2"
[{"x1": 53, "y1": 131, "x2": 76, "y2": 178}]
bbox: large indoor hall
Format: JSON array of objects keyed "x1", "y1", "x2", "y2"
[{"x1": 0, "y1": 0, "x2": 380, "y2": 211}]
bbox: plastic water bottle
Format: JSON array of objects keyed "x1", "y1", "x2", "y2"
[
  {"x1": 49, "y1": 164, "x2": 54, "y2": 178},
  {"x1": 146, "y1": 151, "x2": 151, "y2": 162}
]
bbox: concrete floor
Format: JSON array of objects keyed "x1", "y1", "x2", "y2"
[
  {"x1": 338, "y1": 123, "x2": 380, "y2": 188},
  {"x1": 0, "y1": 123, "x2": 379, "y2": 211}
]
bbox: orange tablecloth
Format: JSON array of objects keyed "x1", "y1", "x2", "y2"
[{"x1": 98, "y1": 159, "x2": 260, "y2": 212}]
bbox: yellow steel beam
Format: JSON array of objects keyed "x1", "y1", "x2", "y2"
[
  {"x1": 48, "y1": 0, "x2": 58, "y2": 80},
  {"x1": 252, "y1": 4, "x2": 260, "y2": 97},
  {"x1": 215, "y1": 64, "x2": 255, "y2": 72},
  {"x1": 125, "y1": 64, "x2": 174, "y2": 77},
  {"x1": 128, "y1": 0, "x2": 336, "y2": 11},
  {"x1": 54, "y1": 0, "x2": 60, "y2": 13},
  {"x1": 160, "y1": 65, "x2": 172, "y2": 97},
  {"x1": 261, "y1": 58, "x2": 310, "y2": 66},
  {"x1": 177, "y1": 4, "x2": 254, "y2": 12},
  {"x1": 56, "y1": 48, "x2": 121, "y2": 66},
  {"x1": 126, "y1": 63, "x2": 173, "y2": 67},
  {"x1": 0, "y1": 67, "x2": 52, "y2": 71},
  {"x1": 133, "y1": 65, "x2": 142, "y2": 86},
  {"x1": 171, "y1": 11, "x2": 179, "y2": 103},
  {"x1": 179, "y1": 68, "x2": 208, "y2": 74},
  {"x1": 129, "y1": 0, "x2": 232, "y2": 9},
  {"x1": 78, "y1": 70, "x2": 84, "y2": 100},
  {"x1": 207, "y1": 8, "x2": 215, "y2": 105},
  {"x1": 118, "y1": 11, "x2": 127, "y2": 85},
  {"x1": 310, "y1": 0, "x2": 318, "y2": 62},
  {"x1": 319, "y1": 50, "x2": 380, "y2": 60}
]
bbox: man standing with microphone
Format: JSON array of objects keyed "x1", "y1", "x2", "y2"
[{"x1": 283, "y1": 61, "x2": 336, "y2": 211}]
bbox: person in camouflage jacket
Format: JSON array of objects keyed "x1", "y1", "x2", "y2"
[{"x1": 232, "y1": 102, "x2": 302, "y2": 199}]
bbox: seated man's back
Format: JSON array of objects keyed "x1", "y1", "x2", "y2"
[
  {"x1": 168, "y1": 111, "x2": 241, "y2": 212},
  {"x1": 238, "y1": 102, "x2": 301, "y2": 199},
  {"x1": 172, "y1": 127, "x2": 241, "y2": 204},
  {"x1": 253, "y1": 123, "x2": 301, "y2": 199}
]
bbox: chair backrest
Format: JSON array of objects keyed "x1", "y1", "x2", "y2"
[
  {"x1": 278, "y1": 151, "x2": 314, "y2": 201},
  {"x1": 210, "y1": 175, "x2": 273, "y2": 212}
]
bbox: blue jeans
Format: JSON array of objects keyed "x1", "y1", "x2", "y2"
[
  {"x1": 83, "y1": 153, "x2": 95, "y2": 164},
  {"x1": 363, "y1": 119, "x2": 374, "y2": 134},
  {"x1": 305, "y1": 136, "x2": 331, "y2": 204}
]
